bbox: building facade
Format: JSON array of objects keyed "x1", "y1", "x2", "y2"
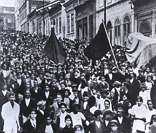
[
  {"x1": 0, "y1": 6, "x2": 15, "y2": 31},
  {"x1": 17, "y1": 0, "x2": 51, "y2": 33},
  {"x1": 63, "y1": 0, "x2": 78, "y2": 40},
  {"x1": 75, "y1": 0, "x2": 96, "y2": 42},
  {"x1": 132, "y1": 0, "x2": 156, "y2": 38},
  {"x1": 96, "y1": 0, "x2": 135, "y2": 46}
]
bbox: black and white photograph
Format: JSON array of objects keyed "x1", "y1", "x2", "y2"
[{"x1": 0, "y1": 0, "x2": 156, "y2": 133}]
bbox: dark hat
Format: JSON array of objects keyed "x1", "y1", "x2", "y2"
[
  {"x1": 59, "y1": 102, "x2": 67, "y2": 108},
  {"x1": 94, "y1": 110, "x2": 102, "y2": 117},
  {"x1": 65, "y1": 115, "x2": 72, "y2": 121},
  {"x1": 113, "y1": 81, "x2": 121, "y2": 86},
  {"x1": 83, "y1": 91, "x2": 89, "y2": 97},
  {"x1": 103, "y1": 110, "x2": 113, "y2": 117}
]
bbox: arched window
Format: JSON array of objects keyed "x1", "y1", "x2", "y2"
[
  {"x1": 114, "y1": 18, "x2": 121, "y2": 45},
  {"x1": 106, "y1": 21, "x2": 112, "y2": 44},
  {"x1": 123, "y1": 15, "x2": 131, "y2": 43}
]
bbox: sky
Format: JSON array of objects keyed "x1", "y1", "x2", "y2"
[{"x1": 0, "y1": 0, "x2": 17, "y2": 7}]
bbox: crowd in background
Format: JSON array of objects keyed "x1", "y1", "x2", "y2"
[{"x1": 0, "y1": 30, "x2": 156, "y2": 133}]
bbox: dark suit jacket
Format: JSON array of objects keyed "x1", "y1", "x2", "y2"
[
  {"x1": 20, "y1": 98, "x2": 36, "y2": 117},
  {"x1": 114, "y1": 116, "x2": 132, "y2": 133},
  {"x1": 62, "y1": 126, "x2": 74, "y2": 133},
  {"x1": 0, "y1": 90, "x2": 9, "y2": 107},
  {"x1": 103, "y1": 120, "x2": 111, "y2": 133},
  {"x1": 89, "y1": 121, "x2": 106, "y2": 133},
  {"x1": 23, "y1": 119, "x2": 39, "y2": 133},
  {"x1": 38, "y1": 90, "x2": 53, "y2": 105},
  {"x1": 126, "y1": 78, "x2": 140, "y2": 105}
]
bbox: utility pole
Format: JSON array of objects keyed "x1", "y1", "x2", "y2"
[{"x1": 104, "y1": 0, "x2": 106, "y2": 26}]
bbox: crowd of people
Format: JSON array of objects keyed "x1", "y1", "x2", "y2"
[{"x1": 0, "y1": 30, "x2": 156, "y2": 133}]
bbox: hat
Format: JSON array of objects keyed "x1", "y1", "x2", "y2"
[
  {"x1": 59, "y1": 102, "x2": 67, "y2": 108},
  {"x1": 103, "y1": 110, "x2": 113, "y2": 117},
  {"x1": 94, "y1": 110, "x2": 102, "y2": 117},
  {"x1": 37, "y1": 100, "x2": 46, "y2": 106},
  {"x1": 113, "y1": 81, "x2": 121, "y2": 86}
]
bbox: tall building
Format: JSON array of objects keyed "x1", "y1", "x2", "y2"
[
  {"x1": 96, "y1": 0, "x2": 135, "y2": 46},
  {"x1": 17, "y1": 0, "x2": 51, "y2": 33},
  {"x1": 63, "y1": 0, "x2": 78, "y2": 40},
  {"x1": 0, "y1": 6, "x2": 15, "y2": 31},
  {"x1": 132, "y1": 0, "x2": 156, "y2": 38},
  {"x1": 75, "y1": 0, "x2": 96, "y2": 41}
]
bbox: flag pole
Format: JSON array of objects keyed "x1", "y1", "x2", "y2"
[{"x1": 102, "y1": 21, "x2": 119, "y2": 69}]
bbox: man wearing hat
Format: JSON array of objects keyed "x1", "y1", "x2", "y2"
[
  {"x1": 1, "y1": 92, "x2": 20, "y2": 133},
  {"x1": 89, "y1": 110, "x2": 105, "y2": 133},
  {"x1": 109, "y1": 119, "x2": 121, "y2": 133},
  {"x1": 114, "y1": 104, "x2": 132, "y2": 133},
  {"x1": 103, "y1": 110, "x2": 114, "y2": 133}
]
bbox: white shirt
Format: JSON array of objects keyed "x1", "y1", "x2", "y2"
[
  {"x1": 146, "y1": 109, "x2": 156, "y2": 123},
  {"x1": 45, "y1": 125, "x2": 53, "y2": 133},
  {"x1": 45, "y1": 91, "x2": 49, "y2": 99},
  {"x1": 30, "y1": 119, "x2": 36, "y2": 128},
  {"x1": 2, "y1": 90, "x2": 7, "y2": 96},
  {"x1": 139, "y1": 90, "x2": 151, "y2": 104},
  {"x1": 108, "y1": 73, "x2": 112, "y2": 80},
  {"x1": 70, "y1": 112, "x2": 86, "y2": 127},
  {"x1": 25, "y1": 98, "x2": 30, "y2": 107},
  {"x1": 83, "y1": 101, "x2": 88, "y2": 110},
  {"x1": 105, "y1": 120, "x2": 109, "y2": 126},
  {"x1": 59, "y1": 112, "x2": 67, "y2": 128},
  {"x1": 96, "y1": 98, "x2": 104, "y2": 110},
  {"x1": 17, "y1": 79, "x2": 22, "y2": 86},
  {"x1": 129, "y1": 104, "x2": 147, "y2": 132},
  {"x1": 90, "y1": 106, "x2": 97, "y2": 114},
  {"x1": 95, "y1": 121, "x2": 101, "y2": 128},
  {"x1": 118, "y1": 117, "x2": 123, "y2": 124}
]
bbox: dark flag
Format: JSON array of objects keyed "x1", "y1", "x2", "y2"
[
  {"x1": 44, "y1": 28, "x2": 66, "y2": 64},
  {"x1": 84, "y1": 22, "x2": 111, "y2": 60}
]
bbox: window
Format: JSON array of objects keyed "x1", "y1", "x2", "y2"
[
  {"x1": 139, "y1": 20, "x2": 152, "y2": 37},
  {"x1": 59, "y1": 17, "x2": 61, "y2": 33},
  {"x1": 32, "y1": 20, "x2": 35, "y2": 33},
  {"x1": 114, "y1": 18, "x2": 121, "y2": 45},
  {"x1": 89, "y1": 15, "x2": 93, "y2": 40},
  {"x1": 106, "y1": 21, "x2": 112, "y2": 44},
  {"x1": 123, "y1": 16, "x2": 131, "y2": 43},
  {"x1": 67, "y1": 15, "x2": 70, "y2": 34},
  {"x1": 55, "y1": 18, "x2": 58, "y2": 34},
  {"x1": 71, "y1": 13, "x2": 74, "y2": 33}
]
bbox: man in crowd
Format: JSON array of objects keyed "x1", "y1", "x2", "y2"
[{"x1": 1, "y1": 92, "x2": 20, "y2": 133}]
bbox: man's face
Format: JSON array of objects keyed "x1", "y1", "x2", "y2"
[
  {"x1": 45, "y1": 85, "x2": 50, "y2": 91},
  {"x1": 83, "y1": 96, "x2": 89, "y2": 101},
  {"x1": 117, "y1": 108, "x2": 124, "y2": 117},
  {"x1": 137, "y1": 99, "x2": 142, "y2": 106},
  {"x1": 9, "y1": 95, "x2": 15, "y2": 102},
  {"x1": 60, "y1": 105, "x2": 66, "y2": 113},
  {"x1": 57, "y1": 95, "x2": 62, "y2": 103},
  {"x1": 73, "y1": 92, "x2": 78, "y2": 97},
  {"x1": 25, "y1": 91, "x2": 31, "y2": 98},
  {"x1": 148, "y1": 101, "x2": 153, "y2": 110},
  {"x1": 30, "y1": 111, "x2": 37, "y2": 120},
  {"x1": 105, "y1": 114, "x2": 112, "y2": 121},
  {"x1": 104, "y1": 101, "x2": 110, "y2": 109}
]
